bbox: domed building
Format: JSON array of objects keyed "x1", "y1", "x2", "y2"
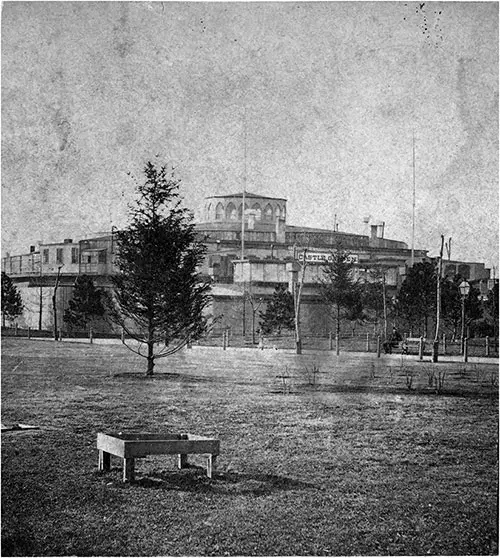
[
  {"x1": 197, "y1": 192, "x2": 288, "y2": 246},
  {"x1": 3, "y1": 189, "x2": 492, "y2": 337},
  {"x1": 194, "y1": 191, "x2": 432, "y2": 337},
  {"x1": 203, "y1": 192, "x2": 287, "y2": 229}
]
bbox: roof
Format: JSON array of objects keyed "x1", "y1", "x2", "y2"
[
  {"x1": 206, "y1": 192, "x2": 287, "y2": 202},
  {"x1": 286, "y1": 225, "x2": 367, "y2": 237}
]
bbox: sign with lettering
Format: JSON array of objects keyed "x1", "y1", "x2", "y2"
[{"x1": 297, "y1": 252, "x2": 359, "y2": 264}]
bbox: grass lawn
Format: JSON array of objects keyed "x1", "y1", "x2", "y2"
[{"x1": 1, "y1": 338, "x2": 498, "y2": 556}]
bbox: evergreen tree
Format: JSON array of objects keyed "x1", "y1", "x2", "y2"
[
  {"x1": 484, "y1": 282, "x2": 499, "y2": 338},
  {"x1": 63, "y1": 275, "x2": 106, "y2": 332},
  {"x1": 109, "y1": 161, "x2": 211, "y2": 375},
  {"x1": 259, "y1": 284, "x2": 294, "y2": 335},
  {"x1": 318, "y1": 245, "x2": 363, "y2": 337},
  {"x1": 394, "y1": 261, "x2": 436, "y2": 337},
  {"x1": 361, "y1": 264, "x2": 392, "y2": 338},
  {"x1": 1, "y1": 272, "x2": 23, "y2": 327},
  {"x1": 464, "y1": 285, "x2": 483, "y2": 333}
]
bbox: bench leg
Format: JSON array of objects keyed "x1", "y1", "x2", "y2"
[
  {"x1": 123, "y1": 458, "x2": 135, "y2": 482},
  {"x1": 98, "y1": 450, "x2": 111, "y2": 471},
  {"x1": 178, "y1": 453, "x2": 189, "y2": 469},
  {"x1": 206, "y1": 454, "x2": 217, "y2": 479}
]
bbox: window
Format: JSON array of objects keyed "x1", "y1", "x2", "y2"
[
  {"x1": 43, "y1": 249, "x2": 49, "y2": 264},
  {"x1": 215, "y1": 203, "x2": 224, "y2": 220},
  {"x1": 226, "y1": 203, "x2": 237, "y2": 220},
  {"x1": 98, "y1": 251, "x2": 107, "y2": 264},
  {"x1": 252, "y1": 203, "x2": 261, "y2": 220},
  {"x1": 71, "y1": 247, "x2": 79, "y2": 264},
  {"x1": 56, "y1": 248, "x2": 63, "y2": 264},
  {"x1": 238, "y1": 203, "x2": 248, "y2": 219},
  {"x1": 264, "y1": 204, "x2": 274, "y2": 222}
]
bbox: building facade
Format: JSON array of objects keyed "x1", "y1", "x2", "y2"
[{"x1": 2, "y1": 192, "x2": 493, "y2": 335}]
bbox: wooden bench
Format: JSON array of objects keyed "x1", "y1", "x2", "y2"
[
  {"x1": 402, "y1": 338, "x2": 426, "y2": 355},
  {"x1": 97, "y1": 432, "x2": 220, "y2": 482}
]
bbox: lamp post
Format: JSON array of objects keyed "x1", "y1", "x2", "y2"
[{"x1": 459, "y1": 280, "x2": 470, "y2": 354}]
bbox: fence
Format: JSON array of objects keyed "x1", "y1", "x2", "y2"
[
  {"x1": 194, "y1": 330, "x2": 500, "y2": 358},
  {"x1": 2, "y1": 326, "x2": 499, "y2": 359}
]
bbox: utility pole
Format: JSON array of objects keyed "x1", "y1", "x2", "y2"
[
  {"x1": 382, "y1": 268, "x2": 388, "y2": 340},
  {"x1": 241, "y1": 106, "x2": 247, "y2": 262},
  {"x1": 241, "y1": 107, "x2": 247, "y2": 337},
  {"x1": 493, "y1": 266, "x2": 497, "y2": 342},
  {"x1": 38, "y1": 266, "x2": 43, "y2": 331},
  {"x1": 411, "y1": 131, "x2": 416, "y2": 267}
]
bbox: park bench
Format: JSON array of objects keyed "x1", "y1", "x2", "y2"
[
  {"x1": 382, "y1": 337, "x2": 425, "y2": 355},
  {"x1": 402, "y1": 338, "x2": 426, "y2": 355},
  {"x1": 382, "y1": 338, "x2": 400, "y2": 354},
  {"x1": 97, "y1": 432, "x2": 220, "y2": 483}
]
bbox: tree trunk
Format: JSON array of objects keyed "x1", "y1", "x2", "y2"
[
  {"x1": 146, "y1": 320, "x2": 155, "y2": 375},
  {"x1": 252, "y1": 308, "x2": 256, "y2": 344},
  {"x1": 52, "y1": 267, "x2": 62, "y2": 340},
  {"x1": 147, "y1": 341, "x2": 155, "y2": 375},
  {"x1": 52, "y1": 292, "x2": 58, "y2": 340},
  {"x1": 433, "y1": 234, "x2": 444, "y2": 362},
  {"x1": 294, "y1": 289, "x2": 302, "y2": 355},
  {"x1": 39, "y1": 275, "x2": 43, "y2": 331}
]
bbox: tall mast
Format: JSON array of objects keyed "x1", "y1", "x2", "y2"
[
  {"x1": 411, "y1": 130, "x2": 416, "y2": 267},
  {"x1": 241, "y1": 107, "x2": 247, "y2": 261}
]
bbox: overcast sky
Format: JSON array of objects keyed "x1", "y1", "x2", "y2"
[{"x1": 2, "y1": 1, "x2": 498, "y2": 269}]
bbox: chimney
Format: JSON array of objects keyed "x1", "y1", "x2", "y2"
[
  {"x1": 63, "y1": 238, "x2": 73, "y2": 244},
  {"x1": 370, "y1": 225, "x2": 378, "y2": 240},
  {"x1": 377, "y1": 222, "x2": 385, "y2": 239}
]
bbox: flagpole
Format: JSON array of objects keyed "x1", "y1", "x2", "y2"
[
  {"x1": 411, "y1": 130, "x2": 416, "y2": 267},
  {"x1": 241, "y1": 106, "x2": 247, "y2": 261}
]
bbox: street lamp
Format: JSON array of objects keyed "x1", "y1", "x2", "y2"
[{"x1": 459, "y1": 280, "x2": 470, "y2": 354}]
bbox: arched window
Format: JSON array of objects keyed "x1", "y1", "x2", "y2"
[
  {"x1": 264, "y1": 203, "x2": 274, "y2": 222},
  {"x1": 215, "y1": 202, "x2": 224, "y2": 221},
  {"x1": 275, "y1": 205, "x2": 282, "y2": 219},
  {"x1": 252, "y1": 203, "x2": 262, "y2": 220},
  {"x1": 238, "y1": 203, "x2": 248, "y2": 219},
  {"x1": 226, "y1": 202, "x2": 237, "y2": 220}
]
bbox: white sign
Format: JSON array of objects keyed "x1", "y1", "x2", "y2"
[{"x1": 297, "y1": 252, "x2": 359, "y2": 264}]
